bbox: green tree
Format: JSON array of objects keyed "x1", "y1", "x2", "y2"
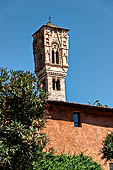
[
  {"x1": 0, "y1": 68, "x2": 48, "y2": 170},
  {"x1": 101, "y1": 132, "x2": 113, "y2": 160}
]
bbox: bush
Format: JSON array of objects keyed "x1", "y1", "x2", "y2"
[
  {"x1": 0, "y1": 68, "x2": 48, "y2": 170},
  {"x1": 101, "y1": 132, "x2": 113, "y2": 160},
  {"x1": 33, "y1": 152, "x2": 102, "y2": 170}
]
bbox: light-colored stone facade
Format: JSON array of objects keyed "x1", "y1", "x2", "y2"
[{"x1": 32, "y1": 22, "x2": 69, "y2": 101}]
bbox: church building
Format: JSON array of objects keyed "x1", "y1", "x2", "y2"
[{"x1": 32, "y1": 20, "x2": 113, "y2": 170}]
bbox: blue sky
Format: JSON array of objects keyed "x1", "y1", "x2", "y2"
[{"x1": 0, "y1": 0, "x2": 113, "y2": 106}]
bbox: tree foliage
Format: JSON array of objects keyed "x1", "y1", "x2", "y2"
[
  {"x1": 0, "y1": 68, "x2": 48, "y2": 170},
  {"x1": 33, "y1": 152, "x2": 102, "y2": 170},
  {"x1": 101, "y1": 132, "x2": 113, "y2": 160}
]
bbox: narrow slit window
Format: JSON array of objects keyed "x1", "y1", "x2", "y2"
[
  {"x1": 56, "y1": 51, "x2": 59, "y2": 64},
  {"x1": 52, "y1": 79, "x2": 55, "y2": 90},
  {"x1": 56, "y1": 79, "x2": 60, "y2": 91},
  {"x1": 109, "y1": 163, "x2": 113, "y2": 170},
  {"x1": 52, "y1": 50, "x2": 55, "y2": 63},
  {"x1": 73, "y1": 112, "x2": 80, "y2": 127}
]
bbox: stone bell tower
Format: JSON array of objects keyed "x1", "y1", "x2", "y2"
[{"x1": 32, "y1": 20, "x2": 69, "y2": 101}]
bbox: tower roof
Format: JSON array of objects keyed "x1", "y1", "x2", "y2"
[
  {"x1": 32, "y1": 22, "x2": 69, "y2": 37},
  {"x1": 45, "y1": 22, "x2": 70, "y2": 31}
]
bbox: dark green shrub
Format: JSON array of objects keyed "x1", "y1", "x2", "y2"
[
  {"x1": 33, "y1": 152, "x2": 102, "y2": 170},
  {"x1": 101, "y1": 132, "x2": 113, "y2": 160}
]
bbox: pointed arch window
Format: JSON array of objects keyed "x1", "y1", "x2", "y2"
[{"x1": 51, "y1": 46, "x2": 59, "y2": 65}]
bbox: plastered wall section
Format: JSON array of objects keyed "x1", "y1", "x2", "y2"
[{"x1": 43, "y1": 103, "x2": 113, "y2": 170}]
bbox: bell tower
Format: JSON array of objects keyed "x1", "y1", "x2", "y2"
[{"x1": 32, "y1": 20, "x2": 69, "y2": 101}]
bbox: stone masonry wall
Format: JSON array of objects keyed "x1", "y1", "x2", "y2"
[{"x1": 43, "y1": 102, "x2": 113, "y2": 170}]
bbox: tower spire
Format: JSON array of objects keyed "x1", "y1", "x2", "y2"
[{"x1": 48, "y1": 16, "x2": 52, "y2": 23}]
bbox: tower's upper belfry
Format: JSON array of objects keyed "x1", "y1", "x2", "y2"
[{"x1": 32, "y1": 21, "x2": 69, "y2": 101}]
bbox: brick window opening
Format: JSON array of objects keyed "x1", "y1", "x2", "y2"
[
  {"x1": 52, "y1": 50, "x2": 55, "y2": 63},
  {"x1": 73, "y1": 112, "x2": 80, "y2": 127},
  {"x1": 109, "y1": 163, "x2": 113, "y2": 170},
  {"x1": 52, "y1": 79, "x2": 60, "y2": 91},
  {"x1": 56, "y1": 51, "x2": 59, "y2": 64}
]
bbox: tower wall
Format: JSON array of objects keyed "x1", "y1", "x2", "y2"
[
  {"x1": 33, "y1": 22, "x2": 69, "y2": 101},
  {"x1": 47, "y1": 76, "x2": 66, "y2": 101}
]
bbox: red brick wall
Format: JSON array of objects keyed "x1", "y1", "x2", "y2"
[{"x1": 43, "y1": 102, "x2": 113, "y2": 170}]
